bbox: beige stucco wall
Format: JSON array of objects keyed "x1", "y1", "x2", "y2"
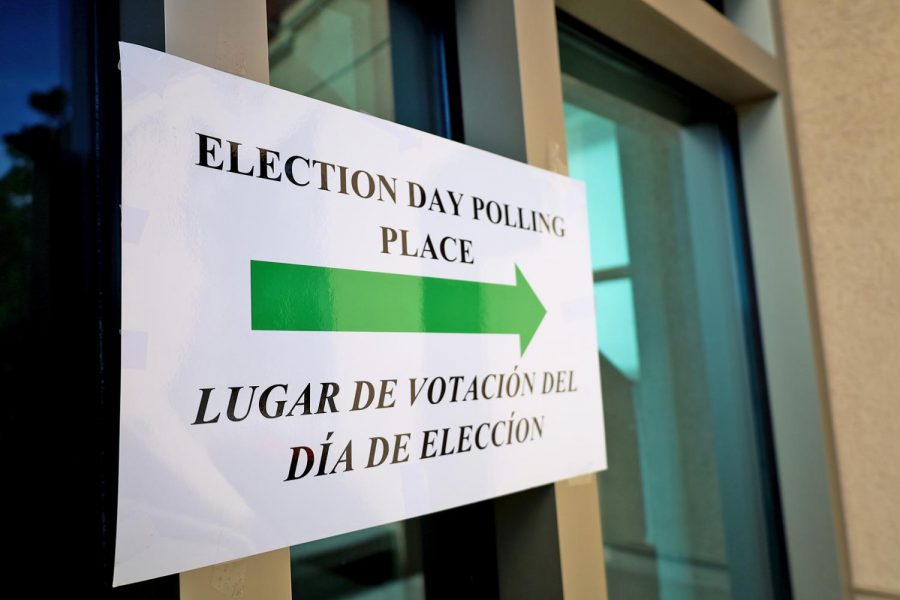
[{"x1": 778, "y1": 1, "x2": 900, "y2": 597}]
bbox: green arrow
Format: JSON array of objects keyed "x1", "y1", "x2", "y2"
[{"x1": 250, "y1": 260, "x2": 546, "y2": 355}]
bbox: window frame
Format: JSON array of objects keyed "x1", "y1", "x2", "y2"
[
  {"x1": 104, "y1": 1, "x2": 849, "y2": 598},
  {"x1": 548, "y1": 1, "x2": 848, "y2": 599}
]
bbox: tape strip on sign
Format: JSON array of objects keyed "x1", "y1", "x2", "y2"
[
  {"x1": 115, "y1": 41, "x2": 606, "y2": 586},
  {"x1": 120, "y1": 330, "x2": 148, "y2": 370}
]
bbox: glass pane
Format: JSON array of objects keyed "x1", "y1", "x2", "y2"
[
  {"x1": 268, "y1": 0, "x2": 394, "y2": 121},
  {"x1": 268, "y1": 3, "x2": 424, "y2": 598},
  {"x1": 567, "y1": 75, "x2": 732, "y2": 600},
  {"x1": 1, "y1": 0, "x2": 67, "y2": 487},
  {"x1": 561, "y1": 23, "x2": 785, "y2": 600},
  {"x1": 290, "y1": 523, "x2": 424, "y2": 600},
  {"x1": 0, "y1": 1, "x2": 63, "y2": 380},
  {"x1": 564, "y1": 103, "x2": 629, "y2": 271},
  {"x1": 593, "y1": 279, "x2": 640, "y2": 380}
]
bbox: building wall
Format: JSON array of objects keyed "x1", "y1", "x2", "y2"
[{"x1": 778, "y1": 2, "x2": 900, "y2": 598}]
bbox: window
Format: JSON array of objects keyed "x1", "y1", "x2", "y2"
[
  {"x1": 267, "y1": 2, "x2": 459, "y2": 597},
  {"x1": 268, "y1": 0, "x2": 395, "y2": 121},
  {"x1": 560, "y1": 15, "x2": 789, "y2": 599}
]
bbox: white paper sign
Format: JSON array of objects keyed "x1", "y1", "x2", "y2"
[{"x1": 116, "y1": 42, "x2": 606, "y2": 586}]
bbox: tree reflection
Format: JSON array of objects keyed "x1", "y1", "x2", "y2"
[{"x1": 0, "y1": 86, "x2": 66, "y2": 384}]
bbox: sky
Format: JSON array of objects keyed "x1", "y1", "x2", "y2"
[{"x1": 0, "y1": 0, "x2": 62, "y2": 174}]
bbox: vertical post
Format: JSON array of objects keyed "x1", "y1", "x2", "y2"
[
  {"x1": 163, "y1": 0, "x2": 270, "y2": 84},
  {"x1": 740, "y1": 4, "x2": 851, "y2": 598},
  {"x1": 160, "y1": 1, "x2": 292, "y2": 597},
  {"x1": 455, "y1": 0, "x2": 608, "y2": 597},
  {"x1": 737, "y1": 94, "x2": 850, "y2": 600},
  {"x1": 180, "y1": 549, "x2": 292, "y2": 600}
]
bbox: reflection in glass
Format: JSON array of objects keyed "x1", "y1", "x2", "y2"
[
  {"x1": 290, "y1": 523, "x2": 424, "y2": 600},
  {"x1": 1, "y1": 0, "x2": 65, "y2": 430},
  {"x1": 268, "y1": 0, "x2": 394, "y2": 121},
  {"x1": 564, "y1": 71, "x2": 742, "y2": 599},
  {"x1": 565, "y1": 103, "x2": 629, "y2": 272},
  {"x1": 268, "y1": 2, "x2": 424, "y2": 598}
]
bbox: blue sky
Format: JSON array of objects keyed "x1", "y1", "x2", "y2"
[{"x1": 0, "y1": 0, "x2": 62, "y2": 174}]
